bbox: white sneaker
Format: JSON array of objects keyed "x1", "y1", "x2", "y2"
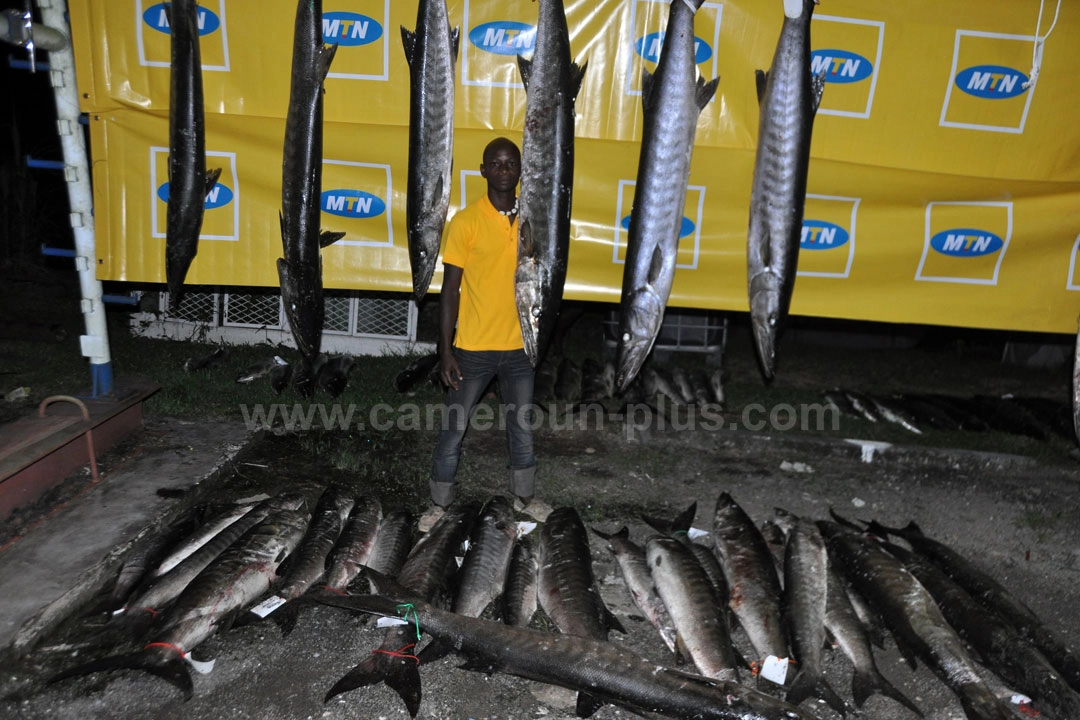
[
  {"x1": 513, "y1": 497, "x2": 553, "y2": 522},
  {"x1": 418, "y1": 504, "x2": 446, "y2": 532}
]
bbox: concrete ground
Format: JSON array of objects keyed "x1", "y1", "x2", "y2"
[{"x1": 0, "y1": 417, "x2": 255, "y2": 661}]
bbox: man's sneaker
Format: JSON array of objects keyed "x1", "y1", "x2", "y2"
[
  {"x1": 513, "y1": 496, "x2": 553, "y2": 522},
  {"x1": 418, "y1": 504, "x2": 447, "y2": 532}
]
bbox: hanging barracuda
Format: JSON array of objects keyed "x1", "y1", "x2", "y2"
[
  {"x1": 746, "y1": 0, "x2": 825, "y2": 379},
  {"x1": 514, "y1": 0, "x2": 587, "y2": 367},
  {"x1": 278, "y1": 0, "x2": 343, "y2": 397},
  {"x1": 402, "y1": 0, "x2": 458, "y2": 303},
  {"x1": 615, "y1": 0, "x2": 718, "y2": 391},
  {"x1": 164, "y1": 0, "x2": 221, "y2": 315}
]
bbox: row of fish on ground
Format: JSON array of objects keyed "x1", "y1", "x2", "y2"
[
  {"x1": 162, "y1": 0, "x2": 823, "y2": 399},
  {"x1": 181, "y1": 345, "x2": 357, "y2": 397},
  {"x1": 823, "y1": 389, "x2": 1076, "y2": 442},
  {"x1": 45, "y1": 484, "x2": 1080, "y2": 719}
]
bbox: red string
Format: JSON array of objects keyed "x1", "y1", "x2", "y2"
[
  {"x1": 1018, "y1": 702, "x2": 1041, "y2": 718},
  {"x1": 372, "y1": 643, "x2": 419, "y2": 665},
  {"x1": 128, "y1": 606, "x2": 160, "y2": 618},
  {"x1": 319, "y1": 585, "x2": 347, "y2": 596},
  {"x1": 144, "y1": 641, "x2": 185, "y2": 656}
]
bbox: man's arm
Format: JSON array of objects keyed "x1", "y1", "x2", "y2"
[{"x1": 439, "y1": 263, "x2": 464, "y2": 390}]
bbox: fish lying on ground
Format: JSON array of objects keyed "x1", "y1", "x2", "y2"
[
  {"x1": 746, "y1": 0, "x2": 825, "y2": 379},
  {"x1": 278, "y1": 0, "x2": 343, "y2": 397},
  {"x1": 52, "y1": 506, "x2": 311, "y2": 699},
  {"x1": 451, "y1": 496, "x2": 517, "y2": 619},
  {"x1": 316, "y1": 575, "x2": 824, "y2": 720},
  {"x1": 711, "y1": 493, "x2": 788, "y2": 676},
  {"x1": 821, "y1": 521, "x2": 1015, "y2": 720},
  {"x1": 868, "y1": 519, "x2": 1080, "y2": 694},
  {"x1": 236, "y1": 356, "x2": 288, "y2": 384},
  {"x1": 361, "y1": 509, "x2": 416, "y2": 582},
  {"x1": 647, "y1": 536, "x2": 740, "y2": 682},
  {"x1": 164, "y1": 0, "x2": 222, "y2": 314},
  {"x1": 183, "y1": 347, "x2": 228, "y2": 373},
  {"x1": 885, "y1": 540, "x2": 1080, "y2": 719},
  {"x1": 614, "y1": 0, "x2": 718, "y2": 391},
  {"x1": 781, "y1": 517, "x2": 850, "y2": 715},
  {"x1": 592, "y1": 526, "x2": 678, "y2": 655},
  {"x1": 322, "y1": 501, "x2": 477, "y2": 715},
  {"x1": 502, "y1": 534, "x2": 539, "y2": 628},
  {"x1": 269, "y1": 361, "x2": 293, "y2": 395},
  {"x1": 514, "y1": 0, "x2": 586, "y2": 366},
  {"x1": 322, "y1": 496, "x2": 384, "y2": 592},
  {"x1": 150, "y1": 502, "x2": 255, "y2": 580},
  {"x1": 402, "y1": 0, "x2": 458, "y2": 302},
  {"x1": 394, "y1": 352, "x2": 439, "y2": 393},
  {"x1": 316, "y1": 354, "x2": 354, "y2": 398}
]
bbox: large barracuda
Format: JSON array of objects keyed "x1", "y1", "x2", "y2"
[
  {"x1": 746, "y1": 0, "x2": 825, "y2": 379},
  {"x1": 323, "y1": 502, "x2": 476, "y2": 716},
  {"x1": 322, "y1": 495, "x2": 385, "y2": 591},
  {"x1": 150, "y1": 502, "x2": 256, "y2": 579},
  {"x1": 452, "y1": 496, "x2": 517, "y2": 618},
  {"x1": 820, "y1": 522, "x2": 1015, "y2": 720},
  {"x1": 515, "y1": 0, "x2": 586, "y2": 366},
  {"x1": 401, "y1": 0, "x2": 458, "y2": 302},
  {"x1": 710, "y1": 493, "x2": 788, "y2": 667},
  {"x1": 317, "y1": 580, "x2": 824, "y2": 720},
  {"x1": 164, "y1": 0, "x2": 221, "y2": 314},
  {"x1": 501, "y1": 534, "x2": 539, "y2": 627},
  {"x1": 51, "y1": 507, "x2": 311, "y2": 699},
  {"x1": 646, "y1": 536, "x2": 740, "y2": 682},
  {"x1": 615, "y1": 0, "x2": 718, "y2": 391},
  {"x1": 278, "y1": 0, "x2": 343, "y2": 397}
]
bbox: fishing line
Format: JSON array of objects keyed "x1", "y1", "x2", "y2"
[
  {"x1": 1024, "y1": 0, "x2": 1062, "y2": 90},
  {"x1": 396, "y1": 603, "x2": 421, "y2": 640}
]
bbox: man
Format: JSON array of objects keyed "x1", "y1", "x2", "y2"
[{"x1": 422, "y1": 137, "x2": 551, "y2": 531}]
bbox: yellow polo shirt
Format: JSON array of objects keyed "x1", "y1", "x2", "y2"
[{"x1": 442, "y1": 195, "x2": 523, "y2": 351}]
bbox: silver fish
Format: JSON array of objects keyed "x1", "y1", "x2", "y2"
[
  {"x1": 452, "y1": 496, "x2": 517, "y2": 618},
  {"x1": 401, "y1": 0, "x2": 458, "y2": 302},
  {"x1": 647, "y1": 536, "x2": 740, "y2": 682},
  {"x1": 515, "y1": 0, "x2": 587, "y2": 365},
  {"x1": 323, "y1": 496, "x2": 384, "y2": 591},
  {"x1": 269, "y1": 485, "x2": 355, "y2": 602},
  {"x1": 278, "y1": 0, "x2": 342, "y2": 397},
  {"x1": 164, "y1": 0, "x2": 221, "y2": 314},
  {"x1": 363, "y1": 508, "x2": 416, "y2": 581},
  {"x1": 746, "y1": 0, "x2": 825, "y2": 379},
  {"x1": 502, "y1": 535, "x2": 539, "y2": 628},
  {"x1": 592, "y1": 526, "x2": 678, "y2": 655},
  {"x1": 150, "y1": 502, "x2": 256, "y2": 579},
  {"x1": 615, "y1": 0, "x2": 719, "y2": 391}
]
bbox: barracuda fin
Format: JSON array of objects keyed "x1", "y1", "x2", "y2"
[
  {"x1": 50, "y1": 649, "x2": 194, "y2": 700},
  {"x1": 786, "y1": 669, "x2": 851, "y2": 716},
  {"x1": 316, "y1": 43, "x2": 338, "y2": 83},
  {"x1": 204, "y1": 167, "x2": 222, "y2": 196},
  {"x1": 400, "y1": 27, "x2": 416, "y2": 64},
  {"x1": 323, "y1": 647, "x2": 422, "y2": 716},
  {"x1": 319, "y1": 230, "x2": 346, "y2": 248},
  {"x1": 517, "y1": 55, "x2": 533, "y2": 91},
  {"x1": 570, "y1": 61, "x2": 588, "y2": 101},
  {"x1": 576, "y1": 691, "x2": 606, "y2": 717},
  {"x1": 451, "y1": 27, "x2": 460, "y2": 60},
  {"x1": 811, "y1": 70, "x2": 826, "y2": 114},
  {"x1": 695, "y1": 75, "x2": 720, "y2": 110},
  {"x1": 755, "y1": 69, "x2": 768, "y2": 103}
]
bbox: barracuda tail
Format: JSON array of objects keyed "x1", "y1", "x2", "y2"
[
  {"x1": 323, "y1": 648, "x2": 422, "y2": 717},
  {"x1": 786, "y1": 668, "x2": 849, "y2": 716},
  {"x1": 50, "y1": 649, "x2": 193, "y2": 700}
]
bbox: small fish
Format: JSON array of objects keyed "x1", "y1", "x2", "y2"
[
  {"x1": 236, "y1": 356, "x2": 288, "y2": 384},
  {"x1": 183, "y1": 347, "x2": 228, "y2": 373}
]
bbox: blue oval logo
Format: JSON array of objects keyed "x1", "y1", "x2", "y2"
[
  {"x1": 468, "y1": 21, "x2": 536, "y2": 56},
  {"x1": 621, "y1": 215, "x2": 695, "y2": 239},
  {"x1": 634, "y1": 32, "x2": 713, "y2": 65},
  {"x1": 157, "y1": 181, "x2": 233, "y2": 209},
  {"x1": 800, "y1": 220, "x2": 849, "y2": 250},
  {"x1": 322, "y1": 12, "x2": 382, "y2": 47},
  {"x1": 930, "y1": 228, "x2": 1004, "y2": 257},
  {"x1": 810, "y1": 49, "x2": 873, "y2": 84},
  {"x1": 955, "y1": 65, "x2": 1028, "y2": 99},
  {"x1": 143, "y1": 3, "x2": 221, "y2": 36},
  {"x1": 321, "y1": 190, "x2": 386, "y2": 219}
]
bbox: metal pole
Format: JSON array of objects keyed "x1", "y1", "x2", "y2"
[{"x1": 35, "y1": 0, "x2": 113, "y2": 396}]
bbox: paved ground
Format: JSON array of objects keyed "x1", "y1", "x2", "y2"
[{"x1": 0, "y1": 412, "x2": 1078, "y2": 720}]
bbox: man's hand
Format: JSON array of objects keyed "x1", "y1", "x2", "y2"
[{"x1": 440, "y1": 351, "x2": 462, "y2": 391}]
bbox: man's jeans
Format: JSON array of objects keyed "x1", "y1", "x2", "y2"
[{"x1": 430, "y1": 348, "x2": 536, "y2": 507}]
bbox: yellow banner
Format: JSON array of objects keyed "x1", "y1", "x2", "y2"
[{"x1": 72, "y1": 0, "x2": 1080, "y2": 333}]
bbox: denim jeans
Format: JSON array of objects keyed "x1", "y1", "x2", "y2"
[{"x1": 430, "y1": 348, "x2": 536, "y2": 506}]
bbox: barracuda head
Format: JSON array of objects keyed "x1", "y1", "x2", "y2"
[
  {"x1": 615, "y1": 288, "x2": 665, "y2": 392},
  {"x1": 749, "y1": 271, "x2": 782, "y2": 380},
  {"x1": 410, "y1": 227, "x2": 442, "y2": 302}
]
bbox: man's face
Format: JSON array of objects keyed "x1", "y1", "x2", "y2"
[{"x1": 480, "y1": 144, "x2": 521, "y2": 193}]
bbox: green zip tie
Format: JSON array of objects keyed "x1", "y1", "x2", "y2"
[{"x1": 397, "y1": 603, "x2": 420, "y2": 640}]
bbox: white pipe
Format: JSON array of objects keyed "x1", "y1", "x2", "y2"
[
  {"x1": 0, "y1": 8, "x2": 69, "y2": 52},
  {"x1": 36, "y1": 0, "x2": 113, "y2": 396}
]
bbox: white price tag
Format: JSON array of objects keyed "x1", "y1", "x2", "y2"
[
  {"x1": 249, "y1": 595, "x2": 287, "y2": 618},
  {"x1": 687, "y1": 526, "x2": 709, "y2": 541},
  {"x1": 377, "y1": 616, "x2": 409, "y2": 628},
  {"x1": 516, "y1": 521, "x2": 538, "y2": 538},
  {"x1": 760, "y1": 655, "x2": 790, "y2": 685}
]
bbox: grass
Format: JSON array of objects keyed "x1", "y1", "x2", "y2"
[{"x1": 1016, "y1": 506, "x2": 1068, "y2": 543}]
